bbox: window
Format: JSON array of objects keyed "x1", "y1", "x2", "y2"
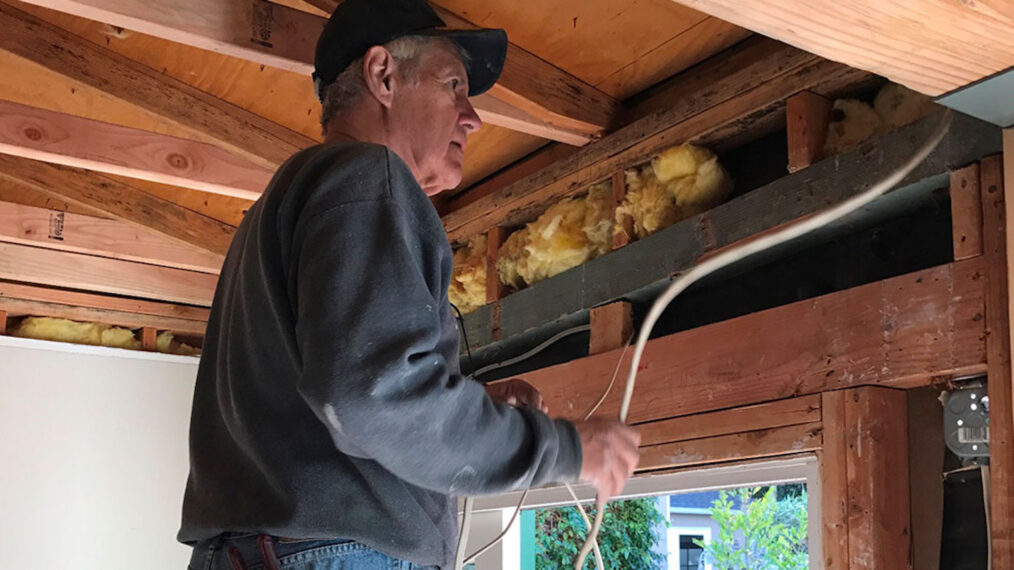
[{"x1": 465, "y1": 456, "x2": 821, "y2": 570}]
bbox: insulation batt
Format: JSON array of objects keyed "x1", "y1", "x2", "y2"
[
  {"x1": 448, "y1": 234, "x2": 487, "y2": 314},
  {"x1": 616, "y1": 143, "x2": 733, "y2": 239},
  {"x1": 12, "y1": 316, "x2": 141, "y2": 349},
  {"x1": 824, "y1": 82, "x2": 937, "y2": 155},
  {"x1": 11, "y1": 316, "x2": 198, "y2": 355},
  {"x1": 497, "y1": 182, "x2": 612, "y2": 288}
]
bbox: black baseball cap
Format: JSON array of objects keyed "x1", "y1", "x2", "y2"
[{"x1": 313, "y1": 0, "x2": 508, "y2": 102}]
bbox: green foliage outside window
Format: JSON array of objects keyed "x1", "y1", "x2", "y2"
[
  {"x1": 535, "y1": 497, "x2": 666, "y2": 570},
  {"x1": 698, "y1": 486, "x2": 808, "y2": 570}
]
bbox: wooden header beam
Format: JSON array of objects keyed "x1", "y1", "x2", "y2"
[
  {"x1": 0, "y1": 99, "x2": 272, "y2": 200},
  {"x1": 0, "y1": 201, "x2": 223, "y2": 273},
  {"x1": 668, "y1": 0, "x2": 1014, "y2": 97},
  {"x1": 516, "y1": 259, "x2": 986, "y2": 425},
  {"x1": 0, "y1": 155, "x2": 237, "y2": 255},
  {"x1": 12, "y1": 0, "x2": 620, "y2": 145}
]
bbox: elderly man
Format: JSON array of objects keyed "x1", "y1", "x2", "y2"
[{"x1": 178, "y1": 0, "x2": 639, "y2": 568}]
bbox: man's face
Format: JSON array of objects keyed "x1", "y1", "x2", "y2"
[{"x1": 391, "y1": 42, "x2": 481, "y2": 195}]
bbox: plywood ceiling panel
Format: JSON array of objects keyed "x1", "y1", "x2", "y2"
[
  {"x1": 457, "y1": 125, "x2": 546, "y2": 192},
  {"x1": 434, "y1": 0, "x2": 745, "y2": 98}
]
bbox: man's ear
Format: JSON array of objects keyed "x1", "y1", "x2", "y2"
[{"x1": 361, "y1": 46, "x2": 397, "y2": 109}]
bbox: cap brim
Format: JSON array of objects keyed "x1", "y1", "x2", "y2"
[{"x1": 421, "y1": 28, "x2": 507, "y2": 97}]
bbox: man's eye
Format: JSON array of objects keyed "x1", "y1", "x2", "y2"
[{"x1": 450, "y1": 78, "x2": 460, "y2": 90}]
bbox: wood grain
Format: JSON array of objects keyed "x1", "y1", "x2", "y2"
[
  {"x1": 0, "y1": 1, "x2": 314, "y2": 170},
  {"x1": 668, "y1": 0, "x2": 1014, "y2": 96},
  {"x1": 981, "y1": 153, "x2": 1014, "y2": 565},
  {"x1": 15, "y1": 0, "x2": 621, "y2": 144},
  {"x1": 785, "y1": 90, "x2": 831, "y2": 173},
  {"x1": 0, "y1": 154, "x2": 236, "y2": 255},
  {"x1": 0, "y1": 293, "x2": 207, "y2": 335},
  {"x1": 820, "y1": 391, "x2": 849, "y2": 570},
  {"x1": 843, "y1": 387, "x2": 910, "y2": 569},
  {"x1": 635, "y1": 394, "x2": 821, "y2": 448},
  {"x1": 950, "y1": 163, "x2": 984, "y2": 261},
  {"x1": 485, "y1": 226, "x2": 506, "y2": 304},
  {"x1": 0, "y1": 280, "x2": 209, "y2": 320},
  {"x1": 0, "y1": 201, "x2": 223, "y2": 273},
  {"x1": 588, "y1": 301, "x2": 631, "y2": 356},
  {"x1": 0, "y1": 99, "x2": 272, "y2": 199},
  {"x1": 0, "y1": 242, "x2": 218, "y2": 305},
  {"x1": 637, "y1": 422, "x2": 822, "y2": 471},
  {"x1": 140, "y1": 325, "x2": 156, "y2": 350},
  {"x1": 519, "y1": 259, "x2": 987, "y2": 424}
]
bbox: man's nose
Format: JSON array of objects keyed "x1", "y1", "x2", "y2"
[{"x1": 459, "y1": 96, "x2": 482, "y2": 134}]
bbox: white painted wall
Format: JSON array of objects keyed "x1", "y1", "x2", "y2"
[{"x1": 0, "y1": 337, "x2": 198, "y2": 570}]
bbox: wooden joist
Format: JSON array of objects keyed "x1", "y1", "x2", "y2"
[
  {"x1": 785, "y1": 90, "x2": 831, "y2": 173},
  {"x1": 0, "y1": 242, "x2": 217, "y2": 306},
  {"x1": 521, "y1": 258, "x2": 986, "y2": 425},
  {"x1": 441, "y1": 38, "x2": 853, "y2": 242},
  {"x1": 0, "y1": 155, "x2": 236, "y2": 255},
  {"x1": 669, "y1": 0, "x2": 1014, "y2": 96},
  {"x1": 0, "y1": 201, "x2": 223, "y2": 273},
  {"x1": 13, "y1": 0, "x2": 620, "y2": 145},
  {"x1": 0, "y1": 1, "x2": 315, "y2": 170},
  {"x1": 461, "y1": 112, "x2": 1001, "y2": 350},
  {"x1": 0, "y1": 281, "x2": 208, "y2": 334},
  {"x1": 0, "y1": 99, "x2": 272, "y2": 200}
]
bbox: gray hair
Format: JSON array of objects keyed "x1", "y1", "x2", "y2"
[{"x1": 318, "y1": 35, "x2": 466, "y2": 134}]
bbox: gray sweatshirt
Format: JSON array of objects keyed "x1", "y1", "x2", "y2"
[{"x1": 177, "y1": 142, "x2": 582, "y2": 568}]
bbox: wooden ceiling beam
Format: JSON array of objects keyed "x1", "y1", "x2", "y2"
[
  {"x1": 0, "y1": 1, "x2": 315, "y2": 170},
  {"x1": 0, "y1": 241, "x2": 217, "y2": 306},
  {"x1": 0, "y1": 200, "x2": 223, "y2": 273},
  {"x1": 0, "y1": 281, "x2": 208, "y2": 334},
  {"x1": 0, "y1": 99, "x2": 272, "y2": 200},
  {"x1": 668, "y1": 0, "x2": 1014, "y2": 97},
  {"x1": 0, "y1": 154, "x2": 237, "y2": 255},
  {"x1": 11, "y1": 0, "x2": 620, "y2": 145}
]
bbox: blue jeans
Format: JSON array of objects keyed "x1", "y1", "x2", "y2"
[{"x1": 187, "y1": 533, "x2": 439, "y2": 570}]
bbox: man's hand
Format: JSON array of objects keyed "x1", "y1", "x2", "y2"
[
  {"x1": 575, "y1": 418, "x2": 640, "y2": 502},
  {"x1": 485, "y1": 378, "x2": 549, "y2": 413}
]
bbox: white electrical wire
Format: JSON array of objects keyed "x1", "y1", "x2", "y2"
[
  {"x1": 471, "y1": 324, "x2": 592, "y2": 378},
  {"x1": 571, "y1": 111, "x2": 954, "y2": 569}
]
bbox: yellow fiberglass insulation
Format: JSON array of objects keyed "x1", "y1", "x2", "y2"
[
  {"x1": 824, "y1": 83, "x2": 936, "y2": 155},
  {"x1": 874, "y1": 83, "x2": 937, "y2": 130},
  {"x1": 448, "y1": 234, "x2": 487, "y2": 314},
  {"x1": 12, "y1": 316, "x2": 141, "y2": 350},
  {"x1": 616, "y1": 143, "x2": 733, "y2": 240},
  {"x1": 156, "y1": 331, "x2": 200, "y2": 356},
  {"x1": 497, "y1": 182, "x2": 613, "y2": 288},
  {"x1": 823, "y1": 98, "x2": 884, "y2": 155}
]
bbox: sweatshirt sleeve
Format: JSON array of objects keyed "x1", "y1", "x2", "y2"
[{"x1": 290, "y1": 178, "x2": 581, "y2": 496}]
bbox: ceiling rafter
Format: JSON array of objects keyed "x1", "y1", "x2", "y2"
[
  {"x1": 0, "y1": 1, "x2": 315, "y2": 170},
  {"x1": 0, "y1": 99, "x2": 272, "y2": 201},
  {"x1": 0, "y1": 154, "x2": 237, "y2": 255},
  {"x1": 0, "y1": 200, "x2": 223, "y2": 273},
  {"x1": 12, "y1": 0, "x2": 621, "y2": 145}
]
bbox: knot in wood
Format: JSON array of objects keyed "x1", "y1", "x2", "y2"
[
  {"x1": 166, "y1": 152, "x2": 190, "y2": 170},
  {"x1": 23, "y1": 126, "x2": 44, "y2": 142}
]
